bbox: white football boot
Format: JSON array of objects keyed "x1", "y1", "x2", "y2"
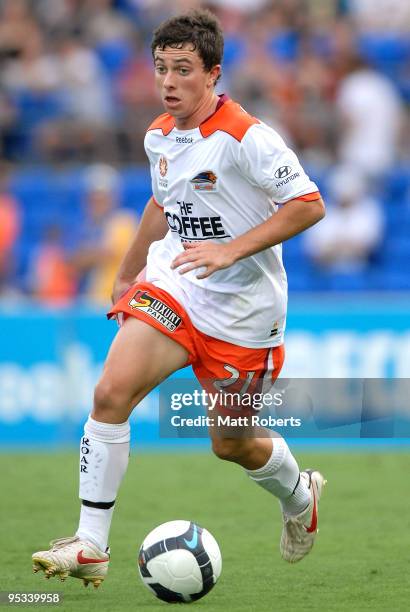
[
  {"x1": 32, "y1": 536, "x2": 109, "y2": 588},
  {"x1": 280, "y1": 469, "x2": 326, "y2": 563}
]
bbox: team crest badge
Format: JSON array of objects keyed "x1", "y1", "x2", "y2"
[
  {"x1": 159, "y1": 155, "x2": 168, "y2": 177},
  {"x1": 190, "y1": 170, "x2": 218, "y2": 192}
]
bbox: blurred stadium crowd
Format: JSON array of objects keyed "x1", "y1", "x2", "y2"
[{"x1": 0, "y1": 0, "x2": 409, "y2": 303}]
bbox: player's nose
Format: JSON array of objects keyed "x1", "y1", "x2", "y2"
[{"x1": 163, "y1": 72, "x2": 176, "y2": 89}]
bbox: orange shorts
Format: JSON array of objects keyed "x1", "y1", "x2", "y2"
[{"x1": 108, "y1": 282, "x2": 284, "y2": 411}]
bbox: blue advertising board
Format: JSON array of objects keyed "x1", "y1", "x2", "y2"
[{"x1": 0, "y1": 295, "x2": 409, "y2": 448}]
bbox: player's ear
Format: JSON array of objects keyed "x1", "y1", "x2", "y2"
[{"x1": 208, "y1": 65, "x2": 221, "y2": 88}]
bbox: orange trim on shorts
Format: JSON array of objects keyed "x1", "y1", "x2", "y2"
[
  {"x1": 108, "y1": 282, "x2": 285, "y2": 403},
  {"x1": 108, "y1": 282, "x2": 197, "y2": 363}
]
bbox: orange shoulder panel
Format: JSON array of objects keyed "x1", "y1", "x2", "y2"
[
  {"x1": 147, "y1": 113, "x2": 175, "y2": 136},
  {"x1": 200, "y1": 100, "x2": 259, "y2": 141}
]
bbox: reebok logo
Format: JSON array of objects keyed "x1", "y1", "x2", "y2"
[{"x1": 176, "y1": 136, "x2": 193, "y2": 144}]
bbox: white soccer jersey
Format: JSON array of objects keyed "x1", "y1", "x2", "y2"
[{"x1": 143, "y1": 97, "x2": 319, "y2": 348}]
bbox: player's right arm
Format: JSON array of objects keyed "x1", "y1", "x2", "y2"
[{"x1": 112, "y1": 196, "x2": 168, "y2": 303}]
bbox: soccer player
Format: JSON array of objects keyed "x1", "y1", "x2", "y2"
[{"x1": 32, "y1": 10, "x2": 326, "y2": 587}]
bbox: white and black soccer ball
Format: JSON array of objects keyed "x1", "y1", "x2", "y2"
[{"x1": 138, "y1": 520, "x2": 222, "y2": 603}]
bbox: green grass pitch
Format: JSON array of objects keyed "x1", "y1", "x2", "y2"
[{"x1": 1, "y1": 450, "x2": 409, "y2": 611}]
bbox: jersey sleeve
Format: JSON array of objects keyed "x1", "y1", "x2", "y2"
[
  {"x1": 238, "y1": 123, "x2": 319, "y2": 203},
  {"x1": 144, "y1": 133, "x2": 164, "y2": 208},
  {"x1": 149, "y1": 161, "x2": 164, "y2": 208}
]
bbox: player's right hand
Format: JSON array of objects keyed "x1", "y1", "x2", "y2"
[
  {"x1": 111, "y1": 278, "x2": 133, "y2": 305},
  {"x1": 111, "y1": 268, "x2": 145, "y2": 304}
]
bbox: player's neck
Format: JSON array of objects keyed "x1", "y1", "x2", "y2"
[{"x1": 174, "y1": 92, "x2": 220, "y2": 131}]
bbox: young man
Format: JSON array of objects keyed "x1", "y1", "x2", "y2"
[{"x1": 32, "y1": 10, "x2": 326, "y2": 588}]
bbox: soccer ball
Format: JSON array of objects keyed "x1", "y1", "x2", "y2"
[{"x1": 138, "y1": 520, "x2": 222, "y2": 603}]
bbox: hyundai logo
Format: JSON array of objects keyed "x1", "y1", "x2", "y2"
[{"x1": 274, "y1": 166, "x2": 292, "y2": 179}]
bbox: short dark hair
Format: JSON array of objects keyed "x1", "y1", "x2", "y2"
[{"x1": 151, "y1": 9, "x2": 224, "y2": 76}]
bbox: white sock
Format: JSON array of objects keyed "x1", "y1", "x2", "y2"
[
  {"x1": 77, "y1": 504, "x2": 115, "y2": 553},
  {"x1": 245, "y1": 437, "x2": 311, "y2": 516},
  {"x1": 76, "y1": 416, "x2": 130, "y2": 551}
]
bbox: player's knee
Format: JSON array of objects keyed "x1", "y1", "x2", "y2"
[
  {"x1": 93, "y1": 378, "x2": 129, "y2": 418},
  {"x1": 212, "y1": 438, "x2": 246, "y2": 462}
]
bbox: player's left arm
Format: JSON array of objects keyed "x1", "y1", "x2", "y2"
[{"x1": 171, "y1": 195, "x2": 325, "y2": 279}]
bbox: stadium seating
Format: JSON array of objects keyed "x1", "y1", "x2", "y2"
[{"x1": 9, "y1": 164, "x2": 410, "y2": 293}]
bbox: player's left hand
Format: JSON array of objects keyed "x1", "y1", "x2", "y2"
[{"x1": 170, "y1": 241, "x2": 237, "y2": 279}]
